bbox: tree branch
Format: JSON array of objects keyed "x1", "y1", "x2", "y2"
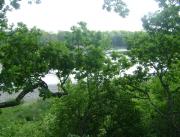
[
  {"x1": 127, "y1": 83, "x2": 166, "y2": 117},
  {"x1": 173, "y1": 86, "x2": 180, "y2": 94},
  {"x1": 0, "y1": 79, "x2": 68, "y2": 108},
  {"x1": 39, "y1": 80, "x2": 68, "y2": 97},
  {"x1": 0, "y1": 83, "x2": 39, "y2": 108}
]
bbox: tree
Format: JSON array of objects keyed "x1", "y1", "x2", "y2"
[
  {"x1": 103, "y1": 0, "x2": 129, "y2": 17},
  {"x1": 40, "y1": 41, "x2": 75, "y2": 96},
  {"x1": 116, "y1": 1, "x2": 180, "y2": 136},
  {"x1": 50, "y1": 79, "x2": 144, "y2": 137},
  {"x1": 0, "y1": 24, "x2": 67, "y2": 108},
  {"x1": 41, "y1": 21, "x2": 145, "y2": 137}
]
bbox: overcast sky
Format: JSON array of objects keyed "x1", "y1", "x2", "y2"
[{"x1": 7, "y1": 0, "x2": 159, "y2": 32}]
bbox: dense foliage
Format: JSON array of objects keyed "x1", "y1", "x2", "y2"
[{"x1": 0, "y1": 0, "x2": 179, "y2": 137}]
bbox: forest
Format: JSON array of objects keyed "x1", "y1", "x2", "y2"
[{"x1": 0, "y1": 0, "x2": 180, "y2": 137}]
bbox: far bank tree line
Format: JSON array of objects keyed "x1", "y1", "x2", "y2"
[{"x1": 40, "y1": 29, "x2": 138, "y2": 49}]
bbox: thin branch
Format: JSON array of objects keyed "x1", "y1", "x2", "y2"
[
  {"x1": 57, "y1": 71, "x2": 70, "y2": 93},
  {"x1": 38, "y1": 79, "x2": 68, "y2": 97},
  {"x1": 127, "y1": 83, "x2": 166, "y2": 117},
  {"x1": 50, "y1": 92, "x2": 68, "y2": 97},
  {"x1": 173, "y1": 86, "x2": 180, "y2": 94}
]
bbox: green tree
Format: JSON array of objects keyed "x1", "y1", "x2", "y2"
[
  {"x1": 103, "y1": 0, "x2": 129, "y2": 17},
  {"x1": 50, "y1": 79, "x2": 144, "y2": 137},
  {"x1": 0, "y1": 23, "x2": 67, "y2": 108},
  {"x1": 44, "y1": 22, "x2": 144, "y2": 137},
  {"x1": 40, "y1": 41, "x2": 75, "y2": 96},
  {"x1": 116, "y1": 1, "x2": 180, "y2": 136}
]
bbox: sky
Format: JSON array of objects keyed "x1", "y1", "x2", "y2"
[{"x1": 6, "y1": 0, "x2": 159, "y2": 32}]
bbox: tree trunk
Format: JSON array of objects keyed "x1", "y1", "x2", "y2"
[{"x1": 0, "y1": 80, "x2": 68, "y2": 108}]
